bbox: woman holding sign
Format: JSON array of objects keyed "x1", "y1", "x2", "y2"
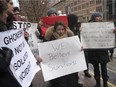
[
  {"x1": 44, "y1": 21, "x2": 79, "y2": 87},
  {"x1": 87, "y1": 12, "x2": 109, "y2": 87},
  {"x1": 0, "y1": 0, "x2": 21, "y2": 87}
]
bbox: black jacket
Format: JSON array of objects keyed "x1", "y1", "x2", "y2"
[
  {"x1": 85, "y1": 20, "x2": 110, "y2": 64},
  {"x1": 0, "y1": 49, "x2": 21, "y2": 87},
  {"x1": 87, "y1": 49, "x2": 109, "y2": 63},
  {"x1": 0, "y1": 21, "x2": 21, "y2": 87}
]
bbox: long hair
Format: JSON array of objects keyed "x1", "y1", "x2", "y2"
[
  {"x1": 0, "y1": 0, "x2": 8, "y2": 15},
  {"x1": 54, "y1": 21, "x2": 67, "y2": 32},
  {"x1": 5, "y1": 0, "x2": 10, "y2": 3}
]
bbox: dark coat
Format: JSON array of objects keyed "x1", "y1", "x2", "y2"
[
  {"x1": 0, "y1": 21, "x2": 21, "y2": 87},
  {"x1": 86, "y1": 19, "x2": 110, "y2": 64},
  {"x1": 87, "y1": 49, "x2": 109, "y2": 63},
  {"x1": 0, "y1": 21, "x2": 7, "y2": 32}
]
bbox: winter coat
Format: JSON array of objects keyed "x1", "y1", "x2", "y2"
[
  {"x1": 0, "y1": 21, "x2": 8, "y2": 32},
  {"x1": 0, "y1": 21, "x2": 21, "y2": 87},
  {"x1": 44, "y1": 26, "x2": 79, "y2": 87},
  {"x1": 87, "y1": 49, "x2": 109, "y2": 63},
  {"x1": 44, "y1": 26, "x2": 74, "y2": 41},
  {"x1": 85, "y1": 16, "x2": 110, "y2": 64}
]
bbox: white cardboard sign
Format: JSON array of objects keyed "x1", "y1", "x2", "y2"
[
  {"x1": 38, "y1": 36, "x2": 87, "y2": 81},
  {"x1": 81, "y1": 22, "x2": 115, "y2": 49},
  {"x1": 0, "y1": 29, "x2": 40, "y2": 87}
]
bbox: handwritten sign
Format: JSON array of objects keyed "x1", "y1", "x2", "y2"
[
  {"x1": 38, "y1": 36, "x2": 87, "y2": 81},
  {"x1": 13, "y1": 21, "x2": 39, "y2": 57},
  {"x1": 0, "y1": 29, "x2": 40, "y2": 87},
  {"x1": 81, "y1": 22, "x2": 115, "y2": 49}
]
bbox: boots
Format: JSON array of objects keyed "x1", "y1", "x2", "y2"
[
  {"x1": 103, "y1": 80, "x2": 108, "y2": 87},
  {"x1": 94, "y1": 78, "x2": 101, "y2": 87}
]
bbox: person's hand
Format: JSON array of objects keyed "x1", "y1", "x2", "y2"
[
  {"x1": 35, "y1": 56, "x2": 42, "y2": 65},
  {"x1": 113, "y1": 28, "x2": 116, "y2": 33},
  {"x1": 81, "y1": 46, "x2": 83, "y2": 51},
  {"x1": 1, "y1": 47, "x2": 14, "y2": 64},
  {"x1": 79, "y1": 28, "x2": 82, "y2": 32},
  {"x1": 24, "y1": 31, "x2": 29, "y2": 38},
  {"x1": 35, "y1": 31, "x2": 38, "y2": 35}
]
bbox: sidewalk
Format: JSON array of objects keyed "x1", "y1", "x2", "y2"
[
  {"x1": 107, "y1": 58, "x2": 116, "y2": 71},
  {"x1": 108, "y1": 48, "x2": 116, "y2": 71}
]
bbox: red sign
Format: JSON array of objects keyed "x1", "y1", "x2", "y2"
[{"x1": 40, "y1": 16, "x2": 68, "y2": 37}]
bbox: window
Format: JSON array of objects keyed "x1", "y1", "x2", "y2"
[
  {"x1": 90, "y1": 0, "x2": 95, "y2": 6},
  {"x1": 82, "y1": 4, "x2": 85, "y2": 9},
  {"x1": 74, "y1": 7, "x2": 77, "y2": 11},
  {"x1": 96, "y1": 6, "x2": 102, "y2": 12},
  {"x1": 96, "y1": 0, "x2": 102, "y2": 5},
  {"x1": 74, "y1": 1, "x2": 77, "y2": 6}
]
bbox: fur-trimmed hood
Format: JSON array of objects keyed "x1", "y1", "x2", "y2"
[{"x1": 45, "y1": 26, "x2": 74, "y2": 41}]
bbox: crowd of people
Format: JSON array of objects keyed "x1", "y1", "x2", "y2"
[{"x1": 0, "y1": 0, "x2": 116, "y2": 87}]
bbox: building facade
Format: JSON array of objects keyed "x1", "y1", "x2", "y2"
[
  {"x1": 106, "y1": 0, "x2": 116, "y2": 21},
  {"x1": 52, "y1": 0, "x2": 116, "y2": 22}
]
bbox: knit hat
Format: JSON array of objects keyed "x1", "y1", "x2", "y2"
[
  {"x1": 67, "y1": 14, "x2": 78, "y2": 29},
  {"x1": 47, "y1": 8, "x2": 57, "y2": 16},
  {"x1": 91, "y1": 12, "x2": 102, "y2": 21}
]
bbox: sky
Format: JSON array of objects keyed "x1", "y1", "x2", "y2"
[{"x1": 13, "y1": 0, "x2": 19, "y2": 7}]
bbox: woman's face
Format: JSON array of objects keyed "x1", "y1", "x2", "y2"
[
  {"x1": 95, "y1": 16, "x2": 102, "y2": 22},
  {"x1": 7, "y1": 0, "x2": 14, "y2": 14},
  {"x1": 50, "y1": 13, "x2": 57, "y2": 16},
  {"x1": 0, "y1": 10, "x2": 8, "y2": 24},
  {"x1": 13, "y1": 11, "x2": 21, "y2": 21},
  {"x1": 56, "y1": 25, "x2": 66, "y2": 36}
]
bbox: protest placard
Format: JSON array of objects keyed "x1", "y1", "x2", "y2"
[
  {"x1": 0, "y1": 29, "x2": 40, "y2": 87},
  {"x1": 81, "y1": 22, "x2": 115, "y2": 49},
  {"x1": 13, "y1": 21, "x2": 39, "y2": 57},
  {"x1": 40, "y1": 16, "x2": 68, "y2": 37},
  {"x1": 38, "y1": 36, "x2": 87, "y2": 81}
]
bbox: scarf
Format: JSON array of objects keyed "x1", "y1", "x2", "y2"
[{"x1": 52, "y1": 31, "x2": 68, "y2": 39}]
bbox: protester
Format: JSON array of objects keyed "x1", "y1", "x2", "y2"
[
  {"x1": 87, "y1": 12, "x2": 109, "y2": 87},
  {"x1": 37, "y1": 8, "x2": 57, "y2": 41},
  {"x1": 67, "y1": 14, "x2": 91, "y2": 79},
  {"x1": 67, "y1": 14, "x2": 83, "y2": 87},
  {"x1": 0, "y1": 1, "x2": 41, "y2": 87},
  {"x1": 12, "y1": 5, "x2": 42, "y2": 87},
  {"x1": 109, "y1": 19, "x2": 116, "y2": 60},
  {"x1": 44, "y1": 21, "x2": 79, "y2": 87},
  {"x1": 47, "y1": 8, "x2": 57, "y2": 17},
  {"x1": 0, "y1": 0, "x2": 21, "y2": 87},
  {"x1": 12, "y1": 6, "x2": 29, "y2": 42},
  {"x1": 5, "y1": 0, "x2": 14, "y2": 30},
  {"x1": 13, "y1": 6, "x2": 21, "y2": 21}
]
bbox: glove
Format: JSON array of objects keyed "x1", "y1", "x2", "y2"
[{"x1": 1, "y1": 47, "x2": 14, "y2": 65}]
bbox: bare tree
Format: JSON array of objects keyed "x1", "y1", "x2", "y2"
[{"x1": 18, "y1": 0, "x2": 50, "y2": 22}]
